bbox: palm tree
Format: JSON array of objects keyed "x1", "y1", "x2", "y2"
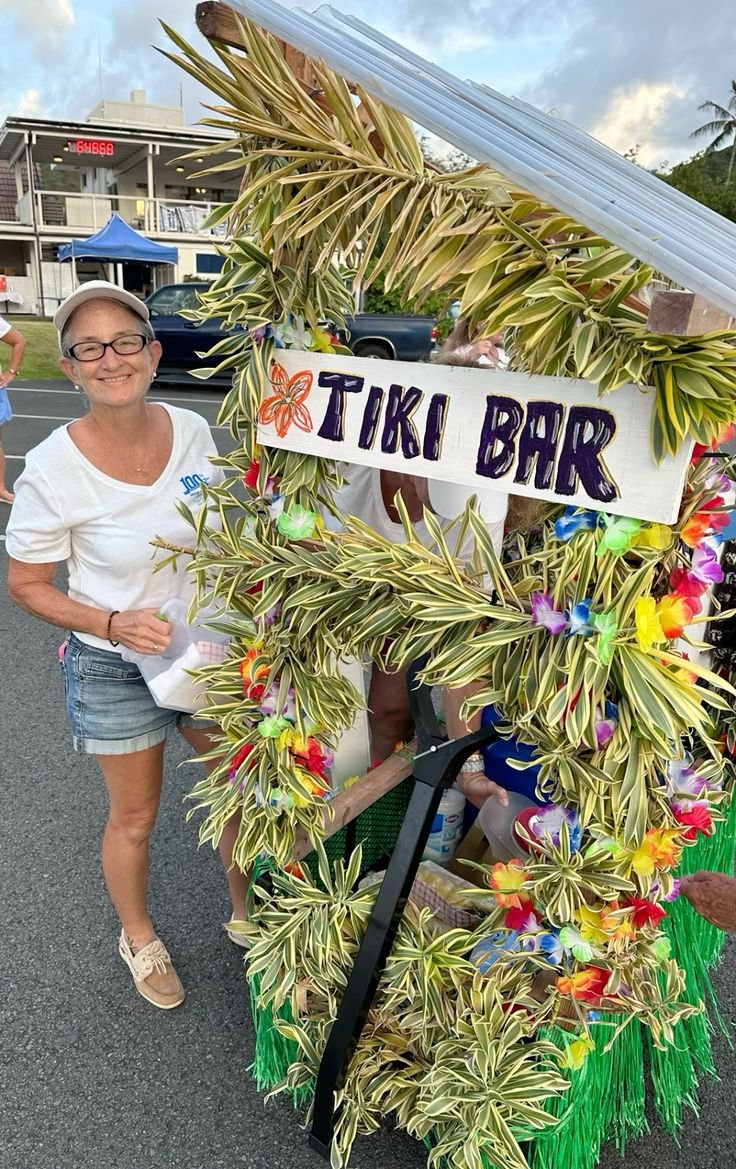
[{"x1": 690, "y1": 80, "x2": 736, "y2": 182}]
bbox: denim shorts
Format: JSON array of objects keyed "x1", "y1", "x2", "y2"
[{"x1": 59, "y1": 633, "x2": 209, "y2": 755}]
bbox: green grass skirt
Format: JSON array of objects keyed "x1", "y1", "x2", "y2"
[{"x1": 247, "y1": 783, "x2": 736, "y2": 1169}]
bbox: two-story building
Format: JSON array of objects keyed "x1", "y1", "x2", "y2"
[{"x1": 0, "y1": 89, "x2": 240, "y2": 316}]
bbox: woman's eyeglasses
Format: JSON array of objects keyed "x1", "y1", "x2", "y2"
[{"x1": 66, "y1": 334, "x2": 149, "y2": 362}]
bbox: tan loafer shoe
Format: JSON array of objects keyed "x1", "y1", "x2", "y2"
[
  {"x1": 224, "y1": 918, "x2": 253, "y2": 950},
  {"x1": 118, "y1": 931, "x2": 185, "y2": 1009}
]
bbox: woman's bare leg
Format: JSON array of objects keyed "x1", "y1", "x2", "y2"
[
  {"x1": 97, "y1": 742, "x2": 165, "y2": 951},
  {"x1": 0, "y1": 425, "x2": 13, "y2": 502},
  {"x1": 179, "y1": 723, "x2": 252, "y2": 920},
  {"x1": 367, "y1": 665, "x2": 414, "y2": 762}
]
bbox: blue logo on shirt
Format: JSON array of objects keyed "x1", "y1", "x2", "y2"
[{"x1": 180, "y1": 473, "x2": 209, "y2": 496}]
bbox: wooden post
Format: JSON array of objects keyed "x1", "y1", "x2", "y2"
[
  {"x1": 647, "y1": 289, "x2": 732, "y2": 335},
  {"x1": 291, "y1": 745, "x2": 415, "y2": 860}
]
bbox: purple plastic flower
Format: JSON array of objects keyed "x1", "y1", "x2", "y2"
[
  {"x1": 567, "y1": 598, "x2": 594, "y2": 636},
  {"x1": 664, "y1": 757, "x2": 707, "y2": 799},
  {"x1": 554, "y1": 507, "x2": 598, "y2": 541},
  {"x1": 689, "y1": 543, "x2": 724, "y2": 586},
  {"x1": 529, "y1": 804, "x2": 582, "y2": 852},
  {"x1": 260, "y1": 686, "x2": 296, "y2": 722},
  {"x1": 531, "y1": 592, "x2": 568, "y2": 634},
  {"x1": 663, "y1": 879, "x2": 681, "y2": 902}
]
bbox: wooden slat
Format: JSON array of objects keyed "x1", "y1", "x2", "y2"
[
  {"x1": 291, "y1": 743, "x2": 416, "y2": 860},
  {"x1": 196, "y1": 1, "x2": 249, "y2": 48}
]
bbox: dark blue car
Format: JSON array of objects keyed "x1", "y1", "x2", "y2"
[{"x1": 145, "y1": 282, "x2": 436, "y2": 383}]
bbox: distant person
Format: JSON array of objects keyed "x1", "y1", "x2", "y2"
[
  {"x1": 0, "y1": 314, "x2": 26, "y2": 502},
  {"x1": 6, "y1": 282, "x2": 248, "y2": 1011}
]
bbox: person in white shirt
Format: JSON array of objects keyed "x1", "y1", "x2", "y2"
[
  {"x1": 6, "y1": 282, "x2": 248, "y2": 1010},
  {"x1": 0, "y1": 313, "x2": 26, "y2": 502}
]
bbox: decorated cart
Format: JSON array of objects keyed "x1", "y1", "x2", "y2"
[{"x1": 157, "y1": 4, "x2": 736, "y2": 1167}]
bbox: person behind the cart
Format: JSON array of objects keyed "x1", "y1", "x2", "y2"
[{"x1": 322, "y1": 321, "x2": 543, "y2": 811}]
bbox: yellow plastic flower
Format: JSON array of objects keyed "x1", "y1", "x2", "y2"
[
  {"x1": 634, "y1": 597, "x2": 665, "y2": 651},
  {"x1": 489, "y1": 858, "x2": 528, "y2": 908},
  {"x1": 558, "y1": 1035, "x2": 595, "y2": 1070},
  {"x1": 631, "y1": 524, "x2": 672, "y2": 552},
  {"x1": 576, "y1": 905, "x2": 610, "y2": 946},
  {"x1": 276, "y1": 727, "x2": 302, "y2": 753}
]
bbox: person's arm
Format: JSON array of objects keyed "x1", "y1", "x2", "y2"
[
  {"x1": 7, "y1": 559, "x2": 173, "y2": 655},
  {"x1": 0, "y1": 325, "x2": 26, "y2": 388},
  {"x1": 442, "y1": 681, "x2": 508, "y2": 808},
  {"x1": 679, "y1": 870, "x2": 736, "y2": 931}
]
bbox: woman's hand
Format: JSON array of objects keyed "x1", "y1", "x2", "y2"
[
  {"x1": 456, "y1": 769, "x2": 508, "y2": 810},
  {"x1": 109, "y1": 607, "x2": 174, "y2": 655}
]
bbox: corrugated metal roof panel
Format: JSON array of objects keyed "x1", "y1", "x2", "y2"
[{"x1": 223, "y1": 0, "x2": 736, "y2": 318}]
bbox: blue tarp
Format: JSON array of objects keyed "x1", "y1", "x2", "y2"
[{"x1": 58, "y1": 214, "x2": 178, "y2": 264}]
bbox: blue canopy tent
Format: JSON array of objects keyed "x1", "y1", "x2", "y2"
[{"x1": 58, "y1": 213, "x2": 178, "y2": 288}]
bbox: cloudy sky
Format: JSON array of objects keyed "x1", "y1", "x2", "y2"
[{"x1": 1, "y1": 0, "x2": 735, "y2": 169}]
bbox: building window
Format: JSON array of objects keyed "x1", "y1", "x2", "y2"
[{"x1": 196, "y1": 253, "x2": 224, "y2": 274}]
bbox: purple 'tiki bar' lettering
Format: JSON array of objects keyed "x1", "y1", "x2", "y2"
[{"x1": 317, "y1": 371, "x2": 365, "y2": 442}]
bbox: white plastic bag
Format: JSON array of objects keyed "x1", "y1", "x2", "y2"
[{"x1": 122, "y1": 598, "x2": 229, "y2": 713}]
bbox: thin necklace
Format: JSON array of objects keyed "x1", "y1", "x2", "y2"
[{"x1": 90, "y1": 412, "x2": 151, "y2": 474}]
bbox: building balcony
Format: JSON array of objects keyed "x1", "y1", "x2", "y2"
[{"x1": 1, "y1": 189, "x2": 229, "y2": 238}]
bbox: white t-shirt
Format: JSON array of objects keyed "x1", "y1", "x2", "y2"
[
  {"x1": 321, "y1": 464, "x2": 505, "y2": 559},
  {"x1": 6, "y1": 403, "x2": 222, "y2": 651},
  {"x1": 0, "y1": 316, "x2": 10, "y2": 340}
]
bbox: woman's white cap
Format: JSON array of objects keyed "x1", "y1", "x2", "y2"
[{"x1": 54, "y1": 280, "x2": 149, "y2": 336}]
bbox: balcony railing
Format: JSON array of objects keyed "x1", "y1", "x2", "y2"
[{"x1": 4, "y1": 189, "x2": 229, "y2": 237}]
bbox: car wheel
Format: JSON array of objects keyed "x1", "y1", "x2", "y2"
[{"x1": 353, "y1": 342, "x2": 393, "y2": 360}]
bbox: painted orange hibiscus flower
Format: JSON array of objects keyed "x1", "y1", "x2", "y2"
[{"x1": 258, "y1": 362, "x2": 313, "y2": 437}]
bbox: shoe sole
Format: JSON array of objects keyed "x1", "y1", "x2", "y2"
[{"x1": 132, "y1": 978, "x2": 185, "y2": 1009}]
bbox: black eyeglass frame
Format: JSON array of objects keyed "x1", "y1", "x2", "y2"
[{"x1": 65, "y1": 333, "x2": 150, "y2": 362}]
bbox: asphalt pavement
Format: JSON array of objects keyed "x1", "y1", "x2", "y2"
[{"x1": 1, "y1": 380, "x2": 736, "y2": 1169}]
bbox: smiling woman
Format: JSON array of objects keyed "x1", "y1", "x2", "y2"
[{"x1": 5, "y1": 280, "x2": 251, "y2": 1011}]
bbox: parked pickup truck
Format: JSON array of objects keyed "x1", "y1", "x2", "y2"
[
  {"x1": 331, "y1": 313, "x2": 436, "y2": 362},
  {"x1": 144, "y1": 282, "x2": 436, "y2": 382}
]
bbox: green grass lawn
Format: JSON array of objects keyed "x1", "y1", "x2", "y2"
[{"x1": 5, "y1": 318, "x2": 63, "y2": 380}]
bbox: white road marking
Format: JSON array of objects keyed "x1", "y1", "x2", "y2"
[
  {"x1": 13, "y1": 384, "x2": 224, "y2": 407},
  {"x1": 14, "y1": 413, "x2": 78, "y2": 422}
]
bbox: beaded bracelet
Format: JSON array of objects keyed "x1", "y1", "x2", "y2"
[{"x1": 107, "y1": 610, "x2": 120, "y2": 647}]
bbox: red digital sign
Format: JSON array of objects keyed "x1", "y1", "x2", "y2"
[{"x1": 69, "y1": 139, "x2": 115, "y2": 157}]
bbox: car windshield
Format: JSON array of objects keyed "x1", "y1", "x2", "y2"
[{"x1": 147, "y1": 286, "x2": 204, "y2": 314}]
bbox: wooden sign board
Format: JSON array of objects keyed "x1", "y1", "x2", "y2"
[{"x1": 256, "y1": 352, "x2": 693, "y2": 524}]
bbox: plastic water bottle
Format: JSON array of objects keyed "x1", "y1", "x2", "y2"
[
  {"x1": 422, "y1": 787, "x2": 466, "y2": 866},
  {"x1": 476, "y1": 790, "x2": 537, "y2": 862}
]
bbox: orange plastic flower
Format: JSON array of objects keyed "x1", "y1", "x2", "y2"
[
  {"x1": 656, "y1": 593, "x2": 696, "y2": 639},
  {"x1": 488, "y1": 858, "x2": 528, "y2": 908},
  {"x1": 258, "y1": 362, "x2": 313, "y2": 438},
  {"x1": 681, "y1": 513, "x2": 711, "y2": 548},
  {"x1": 240, "y1": 646, "x2": 269, "y2": 694},
  {"x1": 557, "y1": 966, "x2": 609, "y2": 1002},
  {"x1": 631, "y1": 828, "x2": 681, "y2": 877}
]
